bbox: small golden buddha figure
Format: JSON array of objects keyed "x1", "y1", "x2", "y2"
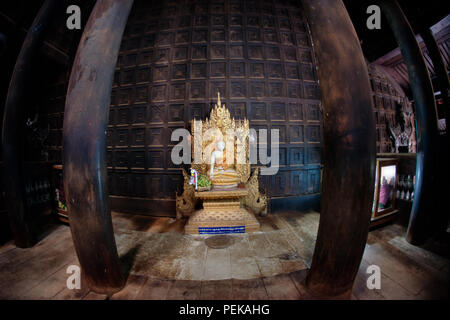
[{"x1": 209, "y1": 139, "x2": 240, "y2": 188}]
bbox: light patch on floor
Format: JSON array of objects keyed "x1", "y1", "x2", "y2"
[{"x1": 112, "y1": 211, "x2": 319, "y2": 281}]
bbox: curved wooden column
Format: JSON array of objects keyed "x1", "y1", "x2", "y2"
[
  {"x1": 420, "y1": 28, "x2": 450, "y2": 235},
  {"x1": 300, "y1": 0, "x2": 376, "y2": 297},
  {"x1": 420, "y1": 29, "x2": 450, "y2": 114},
  {"x1": 378, "y1": 0, "x2": 439, "y2": 245},
  {"x1": 63, "y1": 0, "x2": 133, "y2": 295},
  {"x1": 420, "y1": 29, "x2": 450, "y2": 118},
  {"x1": 0, "y1": 33, "x2": 6, "y2": 57},
  {"x1": 1, "y1": 0, "x2": 59, "y2": 248}
]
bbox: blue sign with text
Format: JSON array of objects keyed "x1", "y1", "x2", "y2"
[{"x1": 198, "y1": 226, "x2": 245, "y2": 234}]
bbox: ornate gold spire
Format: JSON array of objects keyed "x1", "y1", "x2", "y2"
[{"x1": 217, "y1": 91, "x2": 221, "y2": 108}]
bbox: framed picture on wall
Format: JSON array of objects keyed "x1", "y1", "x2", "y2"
[{"x1": 372, "y1": 158, "x2": 399, "y2": 223}]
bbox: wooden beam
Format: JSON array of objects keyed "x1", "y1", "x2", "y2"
[
  {"x1": 300, "y1": 0, "x2": 376, "y2": 297},
  {"x1": 419, "y1": 27, "x2": 450, "y2": 236},
  {"x1": 420, "y1": 28, "x2": 450, "y2": 128},
  {"x1": 63, "y1": 0, "x2": 134, "y2": 295},
  {"x1": 378, "y1": 0, "x2": 439, "y2": 245},
  {"x1": 1, "y1": 0, "x2": 59, "y2": 248}
]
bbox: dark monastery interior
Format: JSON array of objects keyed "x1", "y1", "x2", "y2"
[{"x1": 0, "y1": 0, "x2": 449, "y2": 305}]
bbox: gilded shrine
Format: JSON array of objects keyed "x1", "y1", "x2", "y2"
[{"x1": 176, "y1": 93, "x2": 266, "y2": 234}]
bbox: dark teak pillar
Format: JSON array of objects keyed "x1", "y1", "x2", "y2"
[
  {"x1": 420, "y1": 29, "x2": 450, "y2": 133},
  {"x1": 420, "y1": 28, "x2": 450, "y2": 235},
  {"x1": 378, "y1": 0, "x2": 439, "y2": 245},
  {"x1": 63, "y1": 0, "x2": 133, "y2": 295},
  {"x1": 300, "y1": 0, "x2": 376, "y2": 297},
  {"x1": 1, "y1": 0, "x2": 59, "y2": 248}
]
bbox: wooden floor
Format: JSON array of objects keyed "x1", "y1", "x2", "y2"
[
  {"x1": 111, "y1": 211, "x2": 317, "y2": 281},
  {"x1": 0, "y1": 211, "x2": 448, "y2": 300}
]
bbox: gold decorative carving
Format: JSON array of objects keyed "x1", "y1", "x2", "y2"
[
  {"x1": 175, "y1": 168, "x2": 196, "y2": 219},
  {"x1": 191, "y1": 92, "x2": 250, "y2": 183},
  {"x1": 243, "y1": 168, "x2": 268, "y2": 216},
  {"x1": 177, "y1": 93, "x2": 266, "y2": 233}
]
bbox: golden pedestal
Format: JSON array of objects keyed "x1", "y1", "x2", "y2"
[{"x1": 184, "y1": 187, "x2": 260, "y2": 235}]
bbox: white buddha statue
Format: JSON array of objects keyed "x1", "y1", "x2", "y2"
[{"x1": 209, "y1": 139, "x2": 240, "y2": 188}]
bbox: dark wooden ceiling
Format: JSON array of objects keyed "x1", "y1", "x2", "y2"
[
  {"x1": 373, "y1": 21, "x2": 449, "y2": 92},
  {"x1": 343, "y1": 0, "x2": 449, "y2": 62}
]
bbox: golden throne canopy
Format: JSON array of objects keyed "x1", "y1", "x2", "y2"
[{"x1": 191, "y1": 93, "x2": 250, "y2": 183}]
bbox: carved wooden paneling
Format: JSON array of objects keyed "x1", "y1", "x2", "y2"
[
  {"x1": 367, "y1": 63, "x2": 412, "y2": 153},
  {"x1": 105, "y1": 0, "x2": 324, "y2": 204},
  {"x1": 33, "y1": 1, "x2": 413, "y2": 217},
  {"x1": 33, "y1": 0, "x2": 324, "y2": 213}
]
